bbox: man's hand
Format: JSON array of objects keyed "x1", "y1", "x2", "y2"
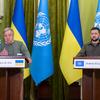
[
  {"x1": 0, "y1": 48, "x2": 8, "y2": 56},
  {"x1": 25, "y1": 57, "x2": 32, "y2": 64}
]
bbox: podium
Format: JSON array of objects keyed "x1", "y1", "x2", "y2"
[
  {"x1": 74, "y1": 57, "x2": 100, "y2": 100},
  {"x1": 0, "y1": 56, "x2": 27, "y2": 100}
]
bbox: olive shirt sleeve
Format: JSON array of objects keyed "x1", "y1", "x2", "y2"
[
  {"x1": 76, "y1": 44, "x2": 87, "y2": 57},
  {"x1": 19, "y1": 42, "x2": 31, "y2": 58}
]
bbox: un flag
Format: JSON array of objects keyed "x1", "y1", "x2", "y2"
[{"x1": 30, "y1": 0, "x2": 54, "y2": 85}]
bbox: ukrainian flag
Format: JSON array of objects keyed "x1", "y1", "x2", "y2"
[
  {"x1": 94, "y1": 0, "x2": 100, "y2": 29},
  {"x1": 60, "y1": 0, "x2": 83, "y2": 85},
  {"x1": 11, "y1": 0, "x2": 29, "y2": 79}
]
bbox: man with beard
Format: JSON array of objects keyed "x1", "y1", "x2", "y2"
[
  {"x1": 76, "y1": 27, "x2": 100, "y2": 100},
  {"x1": 77, "y1": 27, "x2": 100, "y2": 56}
]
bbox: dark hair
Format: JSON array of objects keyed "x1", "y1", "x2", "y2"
[{"x1": 91, "y1": 27, "x2": 100, "y2": 34}]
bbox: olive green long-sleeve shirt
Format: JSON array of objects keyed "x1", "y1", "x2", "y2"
[
  {"x1": 77, "y1": 42, "x2": 100, "y2": 57},
  {"x1": 5, "y1": 40, "x2": 30, "y2": 58}
]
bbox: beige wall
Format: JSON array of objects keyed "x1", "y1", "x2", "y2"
[
  {"x1": 0, "y1": 0, "x2": 4, "y2": 17},
  {"x1": 79, "y1": 0, "x2": 98, "y2": 43}
]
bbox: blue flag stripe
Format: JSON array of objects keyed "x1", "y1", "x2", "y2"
[
  {"x1": 12, "y1": 0, "x2": 28, "y2": 46},
  {"x1": 68, "y1": 0, "x2": 83, "y2": 48}
]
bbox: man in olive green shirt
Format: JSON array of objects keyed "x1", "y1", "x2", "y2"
[
  {"x1": 0, "y1": 27, "x2": 31, "y2": 63},
  {"x1": 76, "y1": 27, "x2": 100, "y2": 100},
  {"x1": 77, "y1": 27, "x2": 100, "y2": 56},
  {"x1": 0, "y1": 27, "x2": 32, "y2": 100}
]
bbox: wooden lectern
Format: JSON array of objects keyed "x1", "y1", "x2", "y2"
[
  {"x1": 74, "y1": 57, "x2": 100, "y2": 100},
  {"x1": 0, "y1": 56, "x2": 27, "y2": 100}
]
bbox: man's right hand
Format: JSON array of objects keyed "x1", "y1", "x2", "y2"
[{"x1": 0, "y1": 48, "x2": 8, "y2": 56}]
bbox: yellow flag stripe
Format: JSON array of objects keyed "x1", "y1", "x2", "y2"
[
  {"x1": 60, "y1": 24, "x2": 82, "y2": 85},
  {"x1": 11, "y1": 23, "x2": 30, "y2": 79},
  {"x1": 11, "y1": 23, "x2": 26, "y2": 46}
]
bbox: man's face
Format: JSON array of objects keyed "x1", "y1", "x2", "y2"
[
  {"x1": 90, "y1": 30, "x2": 100, "y2": 42},
  {"x1": 4, "y1": 30, "x2": 14, "y2": 44}
]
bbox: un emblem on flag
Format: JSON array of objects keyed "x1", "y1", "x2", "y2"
[{"x1": 34, "y1": 12, "x2": 51, "y2": 46}]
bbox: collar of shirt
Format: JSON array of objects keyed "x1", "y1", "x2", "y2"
[{"x1": 88, "y1": 41, "x2": 100, "y2": 47}]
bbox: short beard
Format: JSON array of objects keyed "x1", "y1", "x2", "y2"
[{"x1": 91, "y1": 38, "x2": 99, "y2": 42}]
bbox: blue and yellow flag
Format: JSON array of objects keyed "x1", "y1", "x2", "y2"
[
  {"x1": 11, "y1": 0, "x2": 29, "y2": 79},
  {"x1": 94, "y1": 0, "x2": 100, "y2": 29},
  {"x1": 30, "y1": 0, "x2": 54, "y2": 85},
  {"x1": 60, "y1": 0, "x2": 83, "y2": 85}
]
